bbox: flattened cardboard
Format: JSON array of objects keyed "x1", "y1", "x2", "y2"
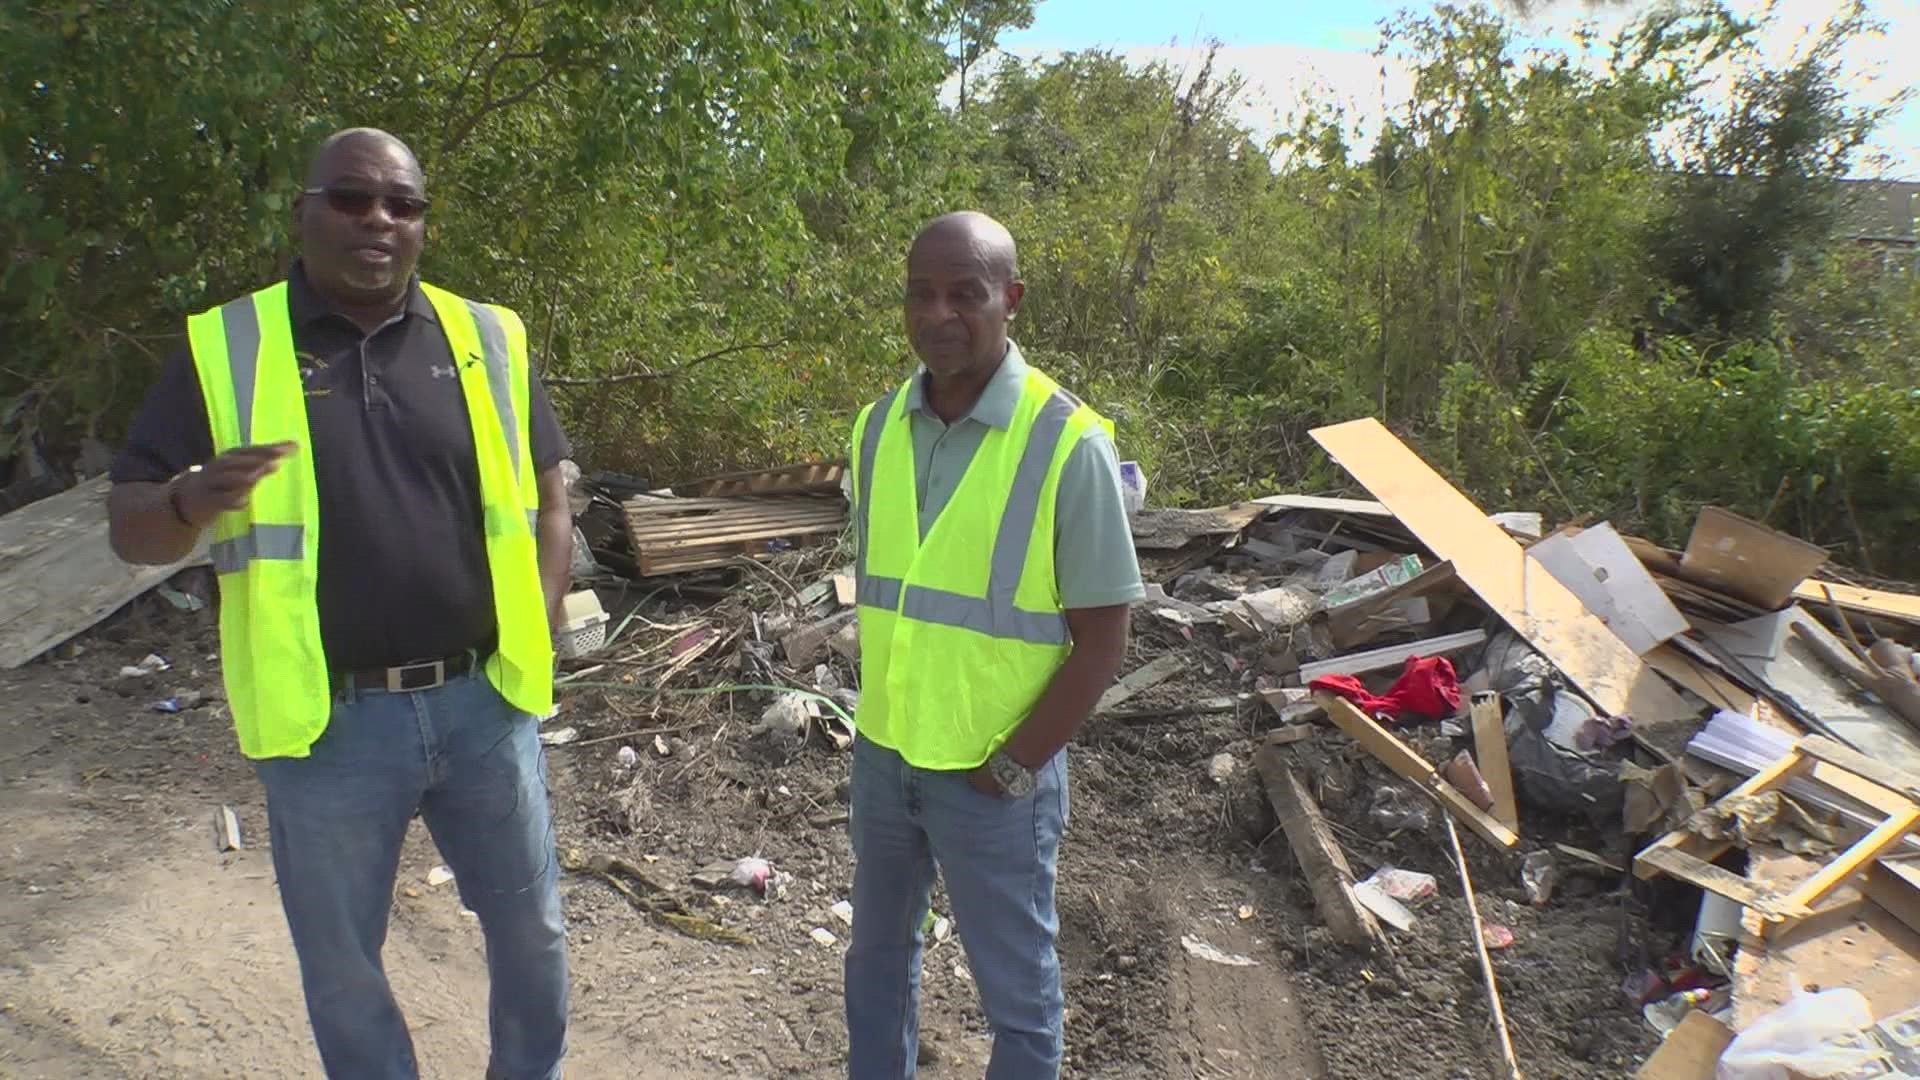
[{"x1": 1680, "y1": 506, "x2": 1829, "y2": 610}]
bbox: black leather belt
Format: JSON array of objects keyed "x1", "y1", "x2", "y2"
[{"x1": 335, "y1": 650, "x2": 479, "y2": 694}]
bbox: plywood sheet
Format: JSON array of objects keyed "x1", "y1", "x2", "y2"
[
  {"x1": 1793, "y1": 580, "x2": 1920, "y2": 626},
  {"x1": 1734, "y1": 847, "x2": 1920, "y2": 1029},
  {"x1": 1309, "y1": 418, "x2": 1698, "y2": 751},
  {"x1": 1529, "y1": 522, "x2": 1689, "y2": 655},
  {"x1": 1681, "y1": 506, "x2": 1829, "y2": 610},
  {"x1": 0, "y1": 476, "x2": 208, "y2": 669}
]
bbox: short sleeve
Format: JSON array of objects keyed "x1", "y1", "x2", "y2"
[
  {"x1": 527, "y1": 368, "x2": 572, "y2": 472},
  {"x1": 1053, "y1": 428, "x2": 1145, "y2": 609},
  {"x1": 109, "y1": 345, "x2": 215, "y2": 485}
]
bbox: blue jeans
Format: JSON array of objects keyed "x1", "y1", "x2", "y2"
[
  {"x1": 844, "y1": 737, "x2": 1069, "y2": 1079},
  {"x1": 253, "y1": 672, "x2": 569, "y2": 1080}
]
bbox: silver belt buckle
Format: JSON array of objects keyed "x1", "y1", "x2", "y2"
[{"x1": 387, "y1": 659, "x2": 446, "y2": 693}]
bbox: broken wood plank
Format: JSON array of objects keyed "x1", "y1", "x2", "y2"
[
  {"x1": 1128, "y1": 504, "x2": 1268, "y2": 551},
  {"x1": 1644, "y1": 643, "x2": 1759, "y2": 714},
  {"x1": 1635, "y1": 845, "x2": 1791, "y2": 919},
  {"x1": 1864, "y1": 861, "x2": 1920, "y2": 939},
  {"x1": 1100, "y1": 695, "x2": 1246, "y2": 722},
  {"x1": 1316, "y1": 693, "x2": 1519, "y2": 849},
  {"x1": 833, "y1": 573, "x2": 856, "y2": 607},
  {"x1": 1791, "y1": 580, "x2": 1920, "y2": 627},
  {"x1": 1266, "y1": 723, "x2": 1316, "y2": 746},
  {"x1": 1296, "y1": 629, "x2": 1487, "y2": 683},
  {"x1": 1470, "y1": 692, "x2": 1519, "y2": 832},
  {"x1": 1309, "y1": 418, "x2": 1698, "y2": 754},
  {"x1": 1249, "y1": 494, "x2": 1394, "y2": 517},
  {"x1": 1681, "y1": 506, "x2": 1829, "y2": 611},
  {"x1": 1796, "y1": 734, "x2": 1920, "y2": 804},
  {"x1": 1780, "y1": 802, "x2": 1920, "y2": 917},
  {"x1": 1095, "y1": 654, "x2": 1185, "y2": 713},
  {"x1": 1, "y1": 475, "x2": 210, "y2": 669},
  {"x1": 1633, "y1": 1009, "x2": 1733, "y2": 1080},
  {"x1": 1445, "y1": 816, "x2": 1523, "y2": 1080},
  {"x1": 1253, "y1": 745, "x2": 1383, "y2": 949}
]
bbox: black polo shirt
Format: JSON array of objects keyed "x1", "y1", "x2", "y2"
[{"x1": 110, "y1": 262, "x2": 570, "y2": 671}]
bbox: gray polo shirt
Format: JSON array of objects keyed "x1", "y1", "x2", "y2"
[{"x1": 856, "y1": 341, "x2": 1144, "y2": 610}]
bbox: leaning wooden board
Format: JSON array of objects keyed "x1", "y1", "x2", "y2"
[
  {"x1": 1792, "y1": 580, "x2": 1920, "y2": 627},
  {"x1": 0, "y1": 475, "x2": 209, "y2": 668},
  {"x1": 1309, "y1": 418, "x2": 1698, "y2": 753}
]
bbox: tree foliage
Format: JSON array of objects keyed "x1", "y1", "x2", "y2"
[{"x1": 2, "y1": 0, "x2": 1916, "y2": 574}]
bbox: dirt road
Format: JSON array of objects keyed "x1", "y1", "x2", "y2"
[{"x1": 0, "y1": 600, "x2": 1326, "y2": 1078}]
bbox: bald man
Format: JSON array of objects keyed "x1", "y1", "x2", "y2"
[
  {"x1": 843, "y1": 212, "x2": 1144, "y2": 1078},
  {"x1": 109, "y1": 129, "x2": 573, "y2": 1079}
]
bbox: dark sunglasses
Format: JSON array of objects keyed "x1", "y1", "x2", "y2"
[{"x1": 302, "y1": 186, "x2": 430, "y2": 221}]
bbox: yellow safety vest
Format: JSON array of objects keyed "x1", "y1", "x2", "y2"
[
  {"x1": 185, "y1": 280, "x2": 554, "y2": 759},
  {"x1": 850, "y1": 362, "x2": 1110, "y2": 770}
]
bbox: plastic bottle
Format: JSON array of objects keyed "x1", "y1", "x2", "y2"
[{"x1": 1643, "y1": 988, "x2": 1712, "y2": 1035}]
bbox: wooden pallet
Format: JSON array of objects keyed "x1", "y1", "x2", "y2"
[
  {"x1": 623, "y1": 493, "x2": 848, "y2": 576},
  {"x1": 669, "y1": 462, "x2": 847, "y2": 499},
  {"x1": 1634, "y1": 734, "x2": 1920, "y2": 937}
]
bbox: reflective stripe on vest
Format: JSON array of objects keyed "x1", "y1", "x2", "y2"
[
  {"x1": 851, "y1": 359, "x2": 1109, "y2": 769},
  {"x1": 854, "y1": 389, "x2": 1078, "y2": 646},
  {"x1": 188, "y1": 280, "x2": 553, "y2": 759}
]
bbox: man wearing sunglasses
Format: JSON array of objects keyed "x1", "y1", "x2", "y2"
[{"x1": 107, "y1": 128, "x2": 572, "y2": 1079}]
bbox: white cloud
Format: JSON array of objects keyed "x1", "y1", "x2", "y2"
[{"x1": 992, "y1": 1, "x2": 1917, "y2": 177}]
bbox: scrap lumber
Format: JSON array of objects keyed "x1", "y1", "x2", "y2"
[
  {"x1": 1445, "y1": 816, "x2": 1524, "y2": 1080},
  {"x1": 1316, "y1": 693, "x2": 1519, "y2": 849},
  {"x1": 1637, "y1": 735, "x2": 1920, "y2": 935},
  {"x1": 1680, "y1": 506, "x2": 1828, "y2": 611},
  {"x1": 1791, "y1": 580, "x2": 1920, "y2": 628},
  {"x1": 1128, "y1": 504, "x2": 1267, "y2": 551},
  {"x1": 1095, "y1": 654, "x2": 1185, "y2": 713},
  {"x1": 1790, "y1": 621, "x2": 1920, "y2": 730},
  {"x1": 623, "y1": 493, "x2": 846, "y2": 576},
  {"x1": 0, "y1": 475, "x2": 210, "y2": 669},
  {"x1": 1253, "y1": 745, "x2": 1383, "y2": 948},
  {"x1": 1644, "y1": 643, "x2": 1758, "y2": 714},
  {"x1": 670, "y1": 461, "x2": 845, "y2": 498},
  {"x1": 1733, "y1": 846, "x2": 1920, "y2": 1030},
  {"x1": 1309, "y1": 418, "x2": 1698, "y2": 755},
  {"x1": 1469, "y1": 692, "x2": 1519, "y2": 832},
  {"x1": 1250, "y1": 494, "x2": 1393, "y2": 517},
  {"x1": 1633, "y1": 1010, "x2": 1734, "y2": 1080},
  {"x1": 1296, "y1": 629, "x2": 1486, "y2": 682}
]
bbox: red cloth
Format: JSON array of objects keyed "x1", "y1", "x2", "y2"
[{"x1": 1309, "y1": 655, "x2": 1462, "y2": 722}]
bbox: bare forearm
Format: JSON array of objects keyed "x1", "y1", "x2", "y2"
[
  {"x1": 108, "y1": 483, "x2": 204, "y2": 566},
  {"x1": 1003, "y1": 606, "x2": 1131, "y2": 766},
  {"x1": 535, "y1": 507, "x2": 571, "y2": 630}
]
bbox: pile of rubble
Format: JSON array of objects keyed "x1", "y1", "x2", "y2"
[{"x1": 551, "y1": 416, "x2": 1920, "y2": 1077}]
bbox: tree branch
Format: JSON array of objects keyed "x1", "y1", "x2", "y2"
[{"x1": 546, "y1": 339, "x2": 792, "y2": 387}]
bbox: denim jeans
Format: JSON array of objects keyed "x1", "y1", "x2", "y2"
[
  {"x1": 844, "y1": 736, "x2": 1069, "y2": 1079},
  {"x1": 253, "y1": 671, "x2": 569, "y2": 1080}
]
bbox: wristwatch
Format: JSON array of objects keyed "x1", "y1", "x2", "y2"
[
  {"x1": 167, "y1": 465, "x2": 204, "y2": 527},
  {"x1": 987, "y1": 749, "x2": 1037, "y2": 797}
]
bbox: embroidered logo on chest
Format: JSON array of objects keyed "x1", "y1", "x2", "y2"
[{"x1": 430, "y1": 364, "x2": 457, "y2": 380}]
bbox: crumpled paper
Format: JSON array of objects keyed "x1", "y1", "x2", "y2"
[{"x1": 1686, "y1": 791, "x2": 1842, "y2": 856}]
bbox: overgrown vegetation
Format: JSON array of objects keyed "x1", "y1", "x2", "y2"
[{"x1": 3, "y1": 1, "x2": 1917, "y2": 573}]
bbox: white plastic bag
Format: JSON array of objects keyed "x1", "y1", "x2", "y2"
[{"x1": 1718, "y1": 977, "x2": 1879, "y2": 1079}]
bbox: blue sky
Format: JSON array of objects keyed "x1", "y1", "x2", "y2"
[{"x1": 997, "y1": 0, "x2": 1920, "y2": 179}]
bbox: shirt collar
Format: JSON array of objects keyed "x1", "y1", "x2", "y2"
[
  {"x1": 287, "y1": 258, "x2": 437, "y2": 328},
  {"x1": 903, "y1": 340, "x2": 1029, "y2": 430}
]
